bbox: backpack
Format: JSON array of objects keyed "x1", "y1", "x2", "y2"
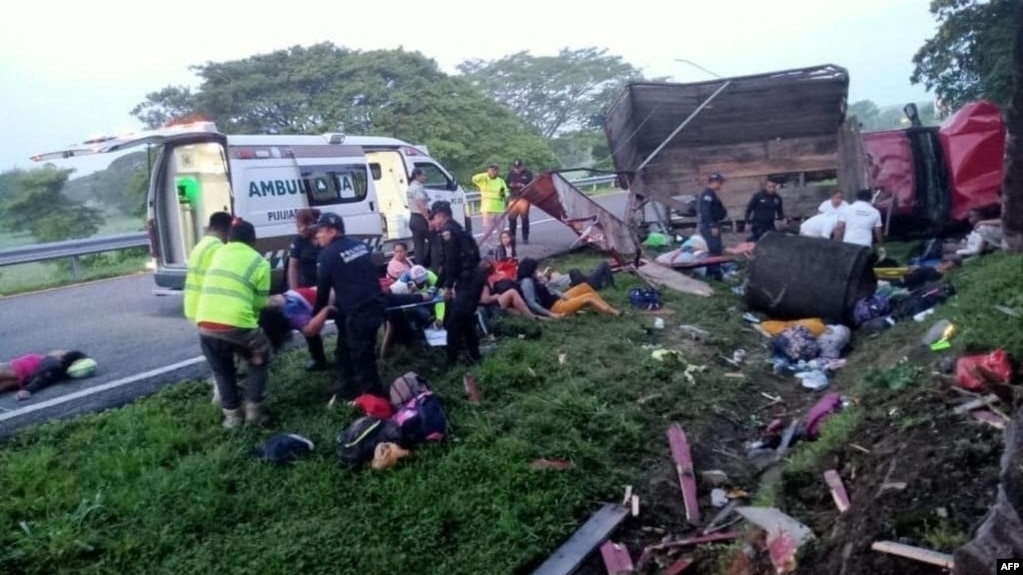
[
  {"x1": 336, "y1": 416, "x2": 403, "y2": 468},
  {"x1": 389, "y1": 371, "x2": 432, "y2": 408},
  {"x1": 852, "y1": 293, "x2": 891, "y2": 326},
  {"x1": 393, "y1": 391, "x2": 449, "y2": 446},
  {"x1": 629, "y1": 287, "x2": 663, "y2": 310}
]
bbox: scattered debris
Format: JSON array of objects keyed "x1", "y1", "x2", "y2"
[
  {"x1": 327, "y1": 393, "x2": 338, "y2": 410},
  {"x1": 849, "y1": 443, "x2": 872, "y2": 454},
  {"x1": 823, "y1": 470, "x2": 850, "y2": 513},
  {"x1": 622, "y1": 485, "x2": 633, "y2": 506},
  {"x1": 642, "y1": 532, "x2": 740, "y2": 554},
  {"x1": 636, "y1": 262, "x2": 713, "y2": 297},
  {"x1": 558, "y1": 353, "x2": 567, "y2": 365},
  {"x1": 704, "y1": 500, "x2": 742, "y2": 535},
  {"x1": 971, "y1": 409, "x2": 1008, "y2": 430},
  {"x1": 599, "y1": 541, "x2": 635, "y2": 575},
  {"x1": 994, "y1": 304, "x2": 1020, "y2": 317},
  {"x1": 724, "y1": 372, "x2": 745, "y2": 379},
  {"x1": 631, "y1": 495, "x2": 640, "y2": 518},
  {"x1": 870, "y1": 541, "x2": 954, "y2": 569},
  {"x1": 653, "y1": 317, "x2": 666, "y2": 330},
  {"x1": 528, "y1": 367, "x2": 537, "y2": 377},
  {"x1": 636, "y1": 393, "x2": 663, "y2": 405},
  {"x1": 667, "y1": 424, "x2": 701, "y2": 525},
  {"x1": 529, "y1": 504, "x2": 631, "y2": 575},
  {"x1": 530, "y1": 459, "x2": 572, "y2": 471},
  {"x1": 955, "y1": 349, "x2": 1012, "y2": 391},
  {"x1": 701, "y1": 470, "x2": 730, "y2": 487},
  {"x1": 951, "y1": 393, "x2": 1000, "y2": 415},
  {"x1": 665, "y1": 556, "x2": 694, "y2": 574},
  {"x1": 711, "y1": 488, "x2": 729, "y2": 508},
  {"x1": 711, "y1": 447, "x2": 745, "y2": 462},
  {"x1": 678, "y1": 324, "x2": 710, "y2": 340},
  {"x1": 736, "y1": 507, "x2": 815, "y2": 575},
  {"x1": 776, "y1": 419, "x2": 799, "y2": 457}
]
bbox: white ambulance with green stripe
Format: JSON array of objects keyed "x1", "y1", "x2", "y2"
[{"x1": 31, "y1": 121, "x2": 471, "y2": 294}]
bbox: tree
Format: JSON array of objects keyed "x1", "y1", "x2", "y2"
[
  {"x1": 1001, "y1": 2, "x2": 1023, "y2": 253},
  {"x1": 64, "y1": 150, "x2": 151, "y2": 217},
  {"x1": 911, "y1": 0, "x2": 1016, "y2": 110},
  {"x1": 0, "y1": 166, "x2": 104, "y2": 243},
  {"x1": 131, "y1": 44, "x2": 557, "y2": 178},
  {"x1": 457, "y1": 47, "x2": 644, "y2": 139}
]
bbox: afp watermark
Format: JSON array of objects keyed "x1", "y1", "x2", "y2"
[{"x1": 1000, "y1": 559, "x2": 1023, "y2": 572}]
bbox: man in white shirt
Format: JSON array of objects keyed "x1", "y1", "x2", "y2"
[
  {"x1": 818, "y1": 189, "x2": 850, "y2": 217},
  {"x1": 834, "y1": 189, "x2": 884, "y2": 249},
  {"x1": 799, "y1": 213, "x2": 837, "y2": 239}
]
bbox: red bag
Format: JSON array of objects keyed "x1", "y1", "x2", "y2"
[
  {"x1": 955, "y1": 349, "x2": 1013, "y2": 391},
  {"x1": 353, "y1": 394, "x2": 395, "y2": 419}
]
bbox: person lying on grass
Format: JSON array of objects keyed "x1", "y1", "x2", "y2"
[
  {"x1": 516, "y1": 258, "x2": 621, "y2": 318},
  {"x1": 0, "y1": 350, "x2": 90, "y2": 400},
  {"x1": 479, "y1": 257, "x2": 546, "y2": 320}
]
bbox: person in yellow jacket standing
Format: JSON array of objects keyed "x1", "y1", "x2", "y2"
[
  {"x1": 195, "y1": 220, "x2": 273, "y2": 429},
  {"x1": 183, "y1": 211, "x2": 233, "y2": 405},
  {"x1": 472, "y1": 162, "x2": 508, "y2": 238}
]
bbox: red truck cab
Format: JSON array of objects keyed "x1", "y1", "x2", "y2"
[{"x1": 862, "y1": 101, "x2": 1005, "y2": 233}]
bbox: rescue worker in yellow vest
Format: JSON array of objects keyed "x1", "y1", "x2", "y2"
[
  {"x1": 472, "y1": 162, "x2": 508, "y2": 238},
  {"x1": 195, "y1": 220, "x2": 273, "y2": 429},
  {"x1": 183, "y1": 211, "x2": 233, "y2": 406},
  {"x1": 183, "y1": 212, "x2": 233, "y2": 322}
]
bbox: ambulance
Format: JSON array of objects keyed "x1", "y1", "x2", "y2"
[{"x1": 31, "y1": 121, "x2": 472, "y2": 294}]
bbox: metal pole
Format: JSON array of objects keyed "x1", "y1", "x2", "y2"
[
  {"x1": 70, "y1": 255, "x2": 81, "y2": 280},
  {"x1": 674, "y1": 59, "x2": 724, "y2": 79},
  {"x1": 635, "y1": 80, "x2": 732, "y2": 174}
]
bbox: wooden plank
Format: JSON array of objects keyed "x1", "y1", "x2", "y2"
[
  {"x1": 530, "y1": 504, "x2": 631, "y2": 575},
  {"x1": 665, "y1": 556, "x2": 695, "y2": 575},
  {"x1": 636, "y1": 263, "x2": 714, "y2": 298},
  {"x1": 599, "y1": 541, "x2": 635, "y2": 574},
  {"x1": 645, "y1": 531, "x2": 739, "y2": 552},
  {"x1": 871, "y1": 541, "x2": 954, "y2": 569},
  {"x1": 837, "y1": 118, "x2": 868, "y2": 193},
  {"x1": 823, "y1": 469, "x2": 851, "y2": 513},
  {"x1": 667, "y1": 424, "x2": 702, "y2": 525},
  {"x1": 972, "y1": 409, "x2": 1007, "y2": 430},
  {"x1": 952, "y1": 394, "x2": 1000, "y2": 415}
]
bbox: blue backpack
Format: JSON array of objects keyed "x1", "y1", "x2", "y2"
[
  {"x1": 392, "y1": 392, "x2": 448, "y2": 446},
  {"x1": 629, "y1": 288, "x2": 663, "y2": 310}
]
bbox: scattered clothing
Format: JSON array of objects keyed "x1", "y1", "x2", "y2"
[
  {"x1": 253, "y1": 433, "x2": 315, "y2": 465},
  {"x1": 772, "y1": 325, "x2": 821, "y2": 362},
  {"x1": 817, "y1": 325, "x2": 851, "y2": 360},
  {"x1": 761, "y1": 318, "x2": 827, "y2": 338}
]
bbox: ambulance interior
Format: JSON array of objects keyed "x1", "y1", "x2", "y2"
[
  {"x1": 154, "y1": 142, "x2": 232, "y2": 266},
  {"x1": 366, "y1": 150, "x2": 410, "y2": 240}
]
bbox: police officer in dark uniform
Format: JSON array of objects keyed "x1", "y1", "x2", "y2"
[
  {"x1": 505, "y1": 159, "x2": 534, "y2": 244},
  {"x1": 311, "y1": 212, "x2": 386, "y2": 399},
  {"x1": 698, "y1": 173, "x2": 728, "y2": 257},
  {"x1": 428, "y1": 200, "x2": 485, "y2": 369},
  {"x1": 744, "y1": 179, "x2": 785, "y2": 241}
]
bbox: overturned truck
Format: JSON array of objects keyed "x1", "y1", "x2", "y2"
[{"x1": 603, "y1": 64, "x2": 851, "y2": 233}]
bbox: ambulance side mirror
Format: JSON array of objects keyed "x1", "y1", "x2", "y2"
[{"x1": 446, "y1": 179, "x2": 458, "y2": 192}]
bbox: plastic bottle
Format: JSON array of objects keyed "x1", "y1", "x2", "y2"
[{"x1": 922, "y1": 319, "x2": 952, "y2": 346}]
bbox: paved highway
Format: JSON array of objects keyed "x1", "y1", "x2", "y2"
[{"x1": 0, "y1": 192, "x2": 628, "y2": 431}]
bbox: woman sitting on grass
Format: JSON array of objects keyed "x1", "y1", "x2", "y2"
[
  {"x1": 0, "y1": 350, "x2": 90, "y2": 400},
  {"x1": 516, "y1": 258, "x2": 621, "y2": 319},
  {"x1": 479, "y1": 258, "x2": 545, "y2": 320}
]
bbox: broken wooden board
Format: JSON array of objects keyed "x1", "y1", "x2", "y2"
[
  {"x1": 952, "y1": 394, "x2": 1000, "y2": 415},
  {"x1": 667, "y1": 424, "x2": 702, "y2": 525},
  {"x1": 637, "y1": 262, "x2": 714, "y2": 297},
  {"x1": 823, "y1": 469, "x2": 850, "y2": 513},
  {"x1": 599, "y1": 541, "x2": 635, "y2": 575},
  {"x1": 871, "y1": 541, "x2": 954, "y2": 569},
  {"x1": 530, "y1": 504, "x2": 631, "y2": 575},
  {"x1": 665, "y1": 556, "x2": 694, "y2": 575},
  {"x1": 972, "y1": 409, "x2": 1008, "y2": 430},
  {"x1": 644, "y1": 532, "x2": 739, "y2": 553}
]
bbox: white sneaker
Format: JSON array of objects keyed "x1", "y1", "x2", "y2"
[{"x1": 221, "y1": 408, "x2": 243, "y2": 429}]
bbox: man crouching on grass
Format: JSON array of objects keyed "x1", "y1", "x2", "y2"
[{"x1": 195, "y1": 220, "x2": 273, "y2": 429}]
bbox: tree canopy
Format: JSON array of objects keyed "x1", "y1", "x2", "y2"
[
  {"x1": 64, "y1": 151, "x2": 150, "y2": 217},
  {"x1": 847, "y1": 99, "x2": 940, "y2": 131},
  {"x1": 911, "y1": 0, "x2": 1016, "y2": 110},
  {"x1": 131, "y1": 43, "x2": 557, "y2": 179},
  {"x1": 0, "y1": 166, "x2": 104, "y2": 243},
  {"x1": 457, "y1": 47, "x2": 646, "y2": 139}
]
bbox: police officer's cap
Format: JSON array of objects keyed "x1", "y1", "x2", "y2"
[
  {"x1": 429, "y1": 201, "x2": 452, "y2": 218},
  {"x1": 314, "y1": 212, "x2": 344, "y2": 230},
  {"x1": 512, "y1": 159, "x2": 524, "y2": 168},
  {"x1": 708, "y1": 172, "x2": 726, "y2": 183}
]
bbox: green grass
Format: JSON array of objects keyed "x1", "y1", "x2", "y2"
[
  {"x1": 0, "y1": 213, "x2": 147, "y2": 296},
  {"x1": 0, "y1": 254, "x2": 764, "y2": 575}
]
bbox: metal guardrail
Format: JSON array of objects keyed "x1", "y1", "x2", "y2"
[{"x1": 0, "y1": 174, "x2": 620, "y2": 274}]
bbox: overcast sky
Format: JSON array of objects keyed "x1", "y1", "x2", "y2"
[{"x1": 0, "y1": 0, "x2": 937, "y2": 177}]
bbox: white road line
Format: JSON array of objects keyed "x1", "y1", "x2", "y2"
[{"x1": 0, "y1": 356, "x2": 206, "y2": 423}]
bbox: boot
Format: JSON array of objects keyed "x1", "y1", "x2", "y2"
[
  {"x1": 221, "y1": 408, "x2": 243, "y2": 429},
  {"x1": 245, "y1": 401, "x2": 268, "y2": 426}
]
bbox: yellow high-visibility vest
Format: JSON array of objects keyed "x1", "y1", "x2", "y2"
[
  {"x1": 471, "y1": 172, "x2": 508, "y2": 214},
  {"x1": 195, "y1": 242, "x2": 270, "y2": 329},
  {"x1": 183, "y1": 235, "x2": 224, "y2": 322}
]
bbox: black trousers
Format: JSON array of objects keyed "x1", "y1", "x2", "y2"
[
  {"x1": 507, "y1": 197, "x2": 530, "y2": 241},
  {"x1": 334, "y1": 308, "x2": 384, "y2": 399},
  {"x1": 444, "y1": 308, "x2": 480, "y2": 368},
  {"x1": 749, "y1": 220, "x2": 776, "y2": 242},
  {"x1": 409, "y1": 213, "x2": 431, "y2": 267},
  {"x1": 568, "y1": 261, "x2": 615, "y2": 291}
]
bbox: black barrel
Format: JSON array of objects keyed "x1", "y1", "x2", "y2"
[{"x1": 745, "y1": 232, "x2": 877, "y2": 325}]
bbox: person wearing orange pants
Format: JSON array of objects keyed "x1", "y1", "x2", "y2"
[{"x1": 516, "y1": 258, "x2": 621, "y2": 318}]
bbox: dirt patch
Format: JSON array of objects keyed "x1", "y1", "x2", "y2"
[{"x1": 785, "y1": 383, "x2": 1003, "y2": 575}]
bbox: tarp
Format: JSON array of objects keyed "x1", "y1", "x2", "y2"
[
  {"x1": 480, "y1": 172, "x2": 638, "y2": 258},
  {"x1": 939, "y1": 100, "x2": 1006, "y2": 221}
]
